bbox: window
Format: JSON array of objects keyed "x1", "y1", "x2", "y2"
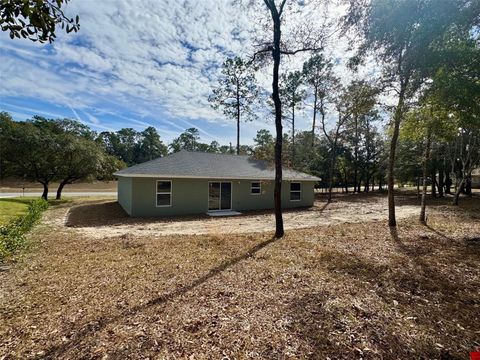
[
  {"x1": 290, "y1": 182, "x2": 301, "y2": 201},
  {"x1": 156, "y1": 180, "x2": 172, "y2": 207},
  {"x1": 251, "y1": 181, "x2": 261, "y2": 195}
]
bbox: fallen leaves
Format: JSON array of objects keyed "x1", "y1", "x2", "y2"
[{"x1": 0, "y1": 194, "x2": 479, "y2": 359}]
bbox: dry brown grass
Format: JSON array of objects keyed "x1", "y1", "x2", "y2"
[{"x1": 1, "y1": 194, "x2": 479, "y2": 359}]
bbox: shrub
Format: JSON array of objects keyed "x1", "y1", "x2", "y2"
[{"x1": 0, "y1": 199, "x2": 49, "y2": 260}]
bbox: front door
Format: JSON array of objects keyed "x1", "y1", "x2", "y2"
[{"x1": 208, "y1": 182, "x2": 232, "y2": 211}]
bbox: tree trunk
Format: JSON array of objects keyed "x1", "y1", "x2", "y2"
[
  {"x1": 327, "y1": 156, "x2": 335, "y2": 203},
  {"x1": 41, "y1": 182, "x2": 49, "y2": 200},
  {"x1": 271, "y1": 8, "x2": 284, "y2": 238},
  {"x1": 465, "y1": 175, "x2": 472, "y2": 196},
  {"x1": 388, "y1": 86, "x2": 406, "y2": 227},
  {"x1": 419, "y1": 128, "x2": 432, "y2": 224},
  {"x1": 445, "y1": 172, "x2": 452, "y2": 194},
  {"x1": 342, "y1": 167, "x2": 349, "y2": 193},
  {"x1": 236, "y1": 80, "x2": 241, "y2": 155},
  {"x1": 438, "y1": 166, "x2": 444, "y2": 197},
  {"x1": 353, "y1": 115, "x2": 359, "y2": 193},
  {"x1": 357, "y1": 176, "x2": 363, "y2": 194},
  {"x1": 327, "y1": 137, "x2": 339, "y2": 203},
  {"x1": 311, "y1": 89, "x2": 317, "y2": 148},
  {"x1": 453, "y1": 177, "x2": 465, "y2": 205},
  {"x1": 291, "y1": 105, "x2": 295, "y2": 163},
  {"x1": 56, "y1": 180, "x2": 69, "y2": 200},
  {"x1": 431, "y1": 168, "x2": 436, "y2": 198},
  {"x1": 364, "y1": 174, "x2": 370, "y2": 192}
]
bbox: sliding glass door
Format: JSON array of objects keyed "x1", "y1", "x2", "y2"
[{"x1": 208, "y1": 182, "x2": 232, "y2": 211}]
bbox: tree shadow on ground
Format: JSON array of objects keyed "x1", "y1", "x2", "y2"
[
  {"x1": 424, "y1": 224, "x2": 480, "y2": 256},
  {"x1": 288, "y1": 291, "x2": 417, "y2": 359},
  {"x1": 65, "y1": 201, "x2": 212, "y2": 227},
  {"x1": 34, "y1": 234, "x2": 281, "y2": 359},
  {"x1": 388, "y1": 227, "x2": 463, "y2": 296},
  {"x1": 66, "y1": 200, "x2": 329, "y2": 228},
  {"x1": 0, "y1": 198, "x2": 33, "y2": 206},
  {"x1": 287, "y1": 231, "x2": 477, "y2": 359}
]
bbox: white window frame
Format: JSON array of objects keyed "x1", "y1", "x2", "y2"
[
  {"x1": 250, "y1": 181, "x2": 261, "y2": 195},
  {"x1": 156, "y1": 180, "x2": 172, "y2": 207},
  {"x1": 290, "y1": 182, "x2": 301, "y2": 202}
]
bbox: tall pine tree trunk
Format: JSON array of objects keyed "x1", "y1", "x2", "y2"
[
  {"x1": 311, "y1": 90, "x2": 317, "y2": 148},
  {"x1": 236, "y1": 81, "x2": 241, "y2": 155},
  {"x1": 388, "y1": 86, "x2": 406, "y2": 227},
  {"x1": 291, "y1": 105, "x2": 295, "y2": 163},
  {"x1": 343, "y1": 169, "x2": 349, "y2": 193},
  {"x1": 419, "y1": 128, "x2": 432, "y2": 224},
  {"x1": 438, "y1": 165, "x2": 444, "y2": 197},
  {"x1": 431, "y1": 168, "x2": 437, "y2": 198},
  {"x1": 353, "y1": 115, "x2": 359, "y2": 193},
  {"x1": 327, "y1": 137, "x2": 339, "y2": 203},
  {"x1": 271, "y1": 7, "x2": 284, "y2": 238}
]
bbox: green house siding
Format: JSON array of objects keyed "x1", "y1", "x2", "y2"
[
  {"x1": 118, "y1": 177, "x2": 316, "y2": 217},
  {"x1": 117, "y1": 177, "x2": 132, "y2": 214}
]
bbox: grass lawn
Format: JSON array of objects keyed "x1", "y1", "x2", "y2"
[
  {"x1": 0, "y1": 194, "x2": 479, "y2": 359},
  {"x1": 0, "y1": 198, "x2": 33, "y2": 225},
  {"x1": 0, "y1": 197, "x2": 78, "y2": 226}
]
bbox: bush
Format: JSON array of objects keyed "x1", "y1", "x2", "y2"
[{"x1": 0, "y1": 199, "x2": 49, "y2": 260}]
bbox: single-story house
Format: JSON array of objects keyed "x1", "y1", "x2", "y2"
[{"x1": 114, "y1": 150, "x2": 320, "y2": 217}]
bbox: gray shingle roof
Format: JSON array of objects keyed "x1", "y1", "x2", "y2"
[{"x1": 114, "y1": 150, "x2": 320, "y2": 181}]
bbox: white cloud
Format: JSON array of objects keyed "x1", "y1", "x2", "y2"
[
  {"x1": 1, "y1": 1, "x2": 253, "y2": 121},
  {"x1": 0, "y1": 0, "x2": 382, "y2": 143}
]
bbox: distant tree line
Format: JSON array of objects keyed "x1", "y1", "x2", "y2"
[
  {"x1": 0, "y1": 113, "x2": 123, "y2": 200},
  {"x1": 2, "y1": 102, "x2": 477, "y2": 206}
]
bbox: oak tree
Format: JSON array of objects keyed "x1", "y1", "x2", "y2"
[{"x1": 1, "y1": 0, "x2": 79, "y2": 43}]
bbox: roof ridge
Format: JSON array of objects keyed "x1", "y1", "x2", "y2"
[
  {"x1": 114, "y1": 149, "x2": 321, "y2": 181},
  {"x1": 184, "y1": 150, "x2": 249, "y2": 158}
]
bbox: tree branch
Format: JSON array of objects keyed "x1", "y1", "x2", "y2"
[{"x1": 280, "y1": 46, "x2": 323, "y2": 55}]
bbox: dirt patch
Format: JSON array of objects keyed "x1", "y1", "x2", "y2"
[
  {"x1": 1, "y1": 195, "x2": 479, "y2": 359},
  {"x1": 64, "y1": 193, "x2": 426, "y2": 239}
]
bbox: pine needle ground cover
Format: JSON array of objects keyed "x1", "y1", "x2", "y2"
[{"x1": 0, "y1": 194, "x2": 479, "y2": 359}]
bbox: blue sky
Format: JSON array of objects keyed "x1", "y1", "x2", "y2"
[{"x1": 0, "y1": 0, "x2": 364, "y2": 145}]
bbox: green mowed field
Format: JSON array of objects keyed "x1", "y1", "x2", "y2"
[{"x1": 0, "y1": 198, "x2": 33, "y2": 225}]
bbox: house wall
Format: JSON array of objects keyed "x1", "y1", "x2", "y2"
[
  {"x1": 119, "y1": 177, "x2": 315, "y2": 217},
  {"x1": 117, "y1": 177, "x2": 133, "y2": 215}
]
